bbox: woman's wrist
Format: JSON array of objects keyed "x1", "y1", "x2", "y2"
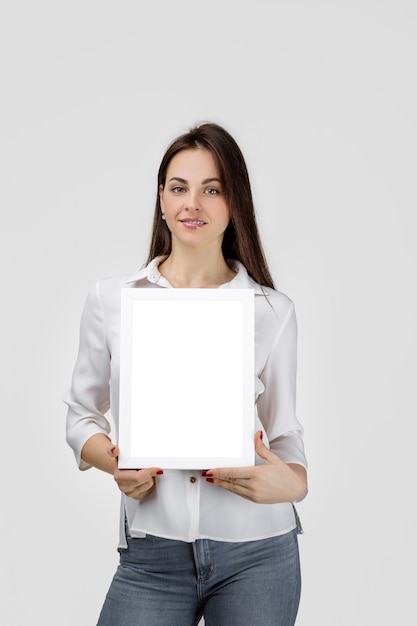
[{"x1": 81, "y1": 433, "x2": 115, "y2": 474}]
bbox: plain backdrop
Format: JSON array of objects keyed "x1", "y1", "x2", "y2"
[{"x1": 1, "y1": 1, "x2": 416, "y2": 625}]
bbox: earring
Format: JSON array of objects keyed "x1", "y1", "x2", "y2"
[{"x1": 162, "y1": 213, "x2": 166, "y2": 221}]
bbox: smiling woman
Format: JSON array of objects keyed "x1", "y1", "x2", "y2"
[
  {"x1": 148, "y1": 123, "x2": 276, "y2": 290},
  {"x1": 64, "y1": 122, "x2": 308, "y2": 626},
  {"x1": 158, "y1": 149, "x2": 232, "y2": 275}
]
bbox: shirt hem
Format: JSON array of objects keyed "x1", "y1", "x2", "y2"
[{"x1": 121, "y1": 523, "x2": 298, "y2": 546}]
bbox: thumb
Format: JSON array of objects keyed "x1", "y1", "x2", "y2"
[
  {"x1": 254, "y1": 431, "x2": 278, "y2": 464},
  {"x1": 147, "y1": 467, "x2": 165, "y2": 477},
  {"x1": 107, "y1": 444, "x2": 120, "y2": 458}
]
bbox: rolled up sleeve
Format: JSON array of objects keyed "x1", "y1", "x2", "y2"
[
  {"x1": 64, "y1": 282, "x2": 112, "y2": 470},
  {"x1": 257, "y1": 302, "x2": 308, "y2": 471}
]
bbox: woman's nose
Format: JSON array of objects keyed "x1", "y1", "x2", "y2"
[{"x1": 185, "y1": 191, "x2": 201, "y2": 211}]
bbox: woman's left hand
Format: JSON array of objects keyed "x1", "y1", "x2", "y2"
[{"x1": 204, "y1": 431, "x2": 307, "y2": 504}]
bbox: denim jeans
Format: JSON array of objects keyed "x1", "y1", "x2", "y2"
[{"x1": 97, "y1": 530, "x2": 301, "y2": 626}]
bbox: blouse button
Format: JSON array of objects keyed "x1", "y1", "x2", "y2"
[{"x1": 189, "y1": 476, "x2": 197, "y2": 484}]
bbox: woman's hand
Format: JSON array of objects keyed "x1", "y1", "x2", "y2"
[
  {"x1": 204, "y1": 431, "x2": 307, "y2": 504},
  {"x1": 108, "y1": 445, "x2": 164, "y2": 500}
]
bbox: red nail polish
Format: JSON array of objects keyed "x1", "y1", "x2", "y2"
[
  {"x1": 206, "y1": 477, "x2": 214, "y2": 483},
  {"x1": 156, "y1": 470, "x2": 164, "y2": 475},
  {"x1": 260, "y1": 431, "x2": 263, "y2": 440}
]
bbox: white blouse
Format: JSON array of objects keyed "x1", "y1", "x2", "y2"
[{"x1": 64, "y1": 258, "x2": 307, "y2": 547}]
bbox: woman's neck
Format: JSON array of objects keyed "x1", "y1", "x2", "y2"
[{"x1": 158, "y1": 248, "x2": 236, "y2": 288}]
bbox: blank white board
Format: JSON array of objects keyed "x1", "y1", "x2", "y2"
[{"x1": 118, "y1": 288, "x2": 255, "y2": 469}]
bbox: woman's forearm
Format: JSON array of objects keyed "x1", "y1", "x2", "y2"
[{"x1": 287, "y1": 463, "x2": 308, "y2": 501}]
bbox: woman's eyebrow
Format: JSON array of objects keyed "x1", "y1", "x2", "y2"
[
  {"x1": 168, "y1": 177, "x2": 187, "y2": 184},
  {"x1": 202, "y1": 178, "x2": 221, "y2": 184},
  {"x1": 167, "y1": 176, "x2": 222, "y2": 184}
]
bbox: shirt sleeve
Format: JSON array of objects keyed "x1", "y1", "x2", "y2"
[
  {"x1": 257, "y1": 301, "x2": 308, "y2": 472},
  {"x1": 63, "y1": 282, "x2": 112, "y2": 470}
]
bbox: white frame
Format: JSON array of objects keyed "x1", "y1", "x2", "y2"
[{"x1": 118, "y1": 288, "x2": 255, "y2": 469}]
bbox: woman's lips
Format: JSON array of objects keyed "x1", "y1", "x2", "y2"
[{"x1": 180, "y1": 219, "x2": 206, "y2": 229}]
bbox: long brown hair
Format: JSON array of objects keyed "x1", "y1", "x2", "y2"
[{"x1": 146, "y1": 123, "x2": 275, "y2": 289}]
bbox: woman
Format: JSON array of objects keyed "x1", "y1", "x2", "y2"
[{"x1": 64, "y1": 123, "x2": 308, "y2": 626}]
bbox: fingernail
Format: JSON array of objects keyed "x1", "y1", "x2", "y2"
[
  {"x1": 205, "y1": 472, "x2": 213, "y2": 477},
  {"x1": 156, "y1": 470, "x2": 164, "y2": 475},
  {"x1": 206, "y1": 477, "x2": 214, "y2": 483},
  {"x1": 260, "y1": 431, "x2": 263, "y2": 440}
]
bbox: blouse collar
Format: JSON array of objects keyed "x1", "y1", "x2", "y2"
[{"x1": 124, "y1": 257, "x2": 268, "y2": 296}]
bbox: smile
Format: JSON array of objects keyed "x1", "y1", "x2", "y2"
[{"x1": 180, "y1": 219, "x2": 206, "y2": 228}]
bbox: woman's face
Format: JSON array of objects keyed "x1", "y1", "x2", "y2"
[{"x1": 159, "y1": 148, "x2": 231, "y2": 253}]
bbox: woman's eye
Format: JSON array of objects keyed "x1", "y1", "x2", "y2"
[
  {"x1": 170, "y1": 186, "x2": 184, "y2": 193},
  {"x1": 205, "y1": 188, "x2": 220, "y2": 195}
]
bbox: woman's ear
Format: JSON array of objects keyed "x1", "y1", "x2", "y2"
[{"x1": 159, "y1": 184, "x2": 164, "y2": 212}]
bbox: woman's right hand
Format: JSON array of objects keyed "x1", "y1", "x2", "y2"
[{"x1": 108, "y1": 445, "x2": 164, "y2": 500}]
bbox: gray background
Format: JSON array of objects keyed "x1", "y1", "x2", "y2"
[{"x1": 1, "y1": 1, "x2": 416, "y2": 624}]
